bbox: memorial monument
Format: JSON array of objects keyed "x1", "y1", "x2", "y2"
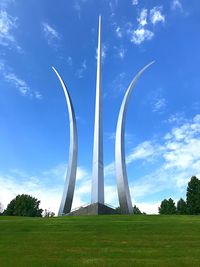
[{"x1": 53, "y1": 16, "x2": 154, "y2": 215}]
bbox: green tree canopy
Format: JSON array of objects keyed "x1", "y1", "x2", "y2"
[
  {"x1": 186, "y1": 176, "x2": 200, "y2": 215},
  {"x1": 177, "y1": 198, "x2": 187, "y2": 214},
  {"x1": 4, "y1": 194, "x2": 43, "y2": 217},
  {"x1": 133, "y1": 205, "x2": 142, "y2": 214},
  {"x1": 159, "y1": 198, "x2": 176, "y2": 214}
]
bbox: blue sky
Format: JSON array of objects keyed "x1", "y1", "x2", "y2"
[{"x1": 0, "y1": 0, "x2": 200, "y2": 214}]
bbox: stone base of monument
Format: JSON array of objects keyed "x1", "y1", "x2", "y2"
[{"x1": 65, "y1": 202, "x2": 118, "y2": 216}]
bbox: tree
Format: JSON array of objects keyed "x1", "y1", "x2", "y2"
[
  {"x1": 43, "y1": 209, "x2": 55, "y2": 218},
  {"x1": 133, "y1": 205, "x2": 142, "y2": 214},
  {"x1": 159, "y1": 198, "x2": 176, "y2": 214},
  {"x1": 177, "y1": 198, "x2": 187, "y2": 214},
  {"x1": 4, "y1": 194, "x2": 43, "y2": 217},
  {"x1": 186, "y1": 176, "x2": 200, "y2": 214},
  {"x1": 0, "y1": 202, "x2": 3, "y2": 215},
  {"x1": 115, "y1": 206, "x2": 122, "y2": 214}
]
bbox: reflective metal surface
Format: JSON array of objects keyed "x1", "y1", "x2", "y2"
[
  {"x1": 91, "y1": 16, "x2": 104, "y2": 204},
  {"x1": 52, "y1": 67, "x2": 78, "y2": 215},
  {"x1": 115, "y1": 61, "x2": 154, "y2": 214}
]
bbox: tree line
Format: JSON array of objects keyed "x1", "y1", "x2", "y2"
[
  {"x1": 1, "y1": 176, "x2": 200, "y2": 216},
  {"x1": 159, "y1": 176, "x2": 200, "y2": 215}
]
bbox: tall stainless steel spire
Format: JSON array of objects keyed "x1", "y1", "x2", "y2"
[{"x1": 91, "y1": 16, "x2": 104, "y2": 204}]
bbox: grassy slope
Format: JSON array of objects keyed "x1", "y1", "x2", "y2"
[{"x1": 0, "y1": 215, "x2": 200, "y2": 267}]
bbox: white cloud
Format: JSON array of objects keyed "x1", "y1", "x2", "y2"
[
  {"x1": 116, "y1": 26, "x2": 122, "y2": 38},
  {"x1": 4, "y1": 72, "x2": 30, "y2": 95},
  {"x1": 2, "y1": 115, "x2": 200, "y2": 215},
  {"x1": 0, "y1": 163, "x2": 91, "y2": 214},
  {"x1": 0, "y1": 10, "x2": 21, "y2": 50},
  {"x1": 42, "y1": 22, "x2": 60, "y2": 46},
  {"x1": 126, "y1": 141, "x2": 156, "y2": 164},
  {"x1": 74, "y1": 0, "x2": 89, "y2": 18},
  {"x1": 171, "y1": 0, "x2": 183, "y2": 11},
  {"x1": 0, "y1": 0, "x2": 15, "y2": 8},
  {"x1": 76, "y1": 60, "x2": 87, "y2": 79},
  {"x1": 104, "y1": 114, "x2": 200, "y2": 214},
  {"x1": 74, "y1": 1, "x2": 81, "y2": 13},
  {"x1": 102, "y1": 43, "x2": 107, "y2": 61},
  {"x1": 136, "y1": 202, "x2": 160, "y2": 214},
  {"x1": 152, "y1": 97, "x2": 166, "y2": 113},
  {"x1": 67, "y1": 56, "x2": 73, "y2": 66},
  {"x1": 95, "y1": 43, "x2": 107, "y2": 62},
  {"x1": 106, "y1": 71, "x2": 126, "y2": 98},
  {"x1": 127, "y1": 6, "x2": 165, "y2": 45},
  {"x1": 0, "y1": 61, "x2": 42, "y2": 98},
  {"x1": 132, "y1": 0, "x2": 138, "y2": 6},
  {"x1": 116, "y1": 46, "x2": 126, "y2": 59},
  {"x1": 137, "y1": 9, "x2": 148, "y2": 26},
  {"x1": 131, "y1": 28, "x2": 154, "y2": 45},
  {"x1": 166, "y1": 112, "x2": 186, "y2": 125},
  {"x1": 150, "y1": 6, "x2": 165, "y2": 25}
]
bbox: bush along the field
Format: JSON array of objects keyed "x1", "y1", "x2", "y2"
[
  {"x1": 159, "y1": 176, "x2": 200, "y2": 215},
  {"x1": 3, "y1": 194, "x2": 43, "y2": 217},
  {"x1": 115, "y1": 205, "x2": 145, "y2": 214}
]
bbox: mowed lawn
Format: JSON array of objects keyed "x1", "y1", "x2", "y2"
[{"x1": 0, "y1": 215, "x2": 200, "y2": 267}]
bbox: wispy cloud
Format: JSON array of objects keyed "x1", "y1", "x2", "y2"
[
  {"x1": 67, "y1": 56, "x2": 73, "y2": 66},
  {"x1": 0, "y1": 61, "x2": 42, "y2": 99},
  {"x1": 95, "y1": 43, "x2": 108, "y2": 62},
  {"x1": 150, "y1": 6, "x2": 165, "y2": 25},
  {"x1": 171, "y1": 0, "x2": 183, "y2": 11},
  {"x1": 116, "y1": 26, "x2": 122, "y2": 38},
  {"x1": 1, "y1": 115, "x2": 200, "y2": 214},
  {"x1": 114, "y1": 45, "x2": 126, "y2": 59},
  {"x1": 76, "y1": 60, "x2": 87, "y2": 79},
  {"x1": 131, "y1": 28, "x2": 154, "y2": 45},
  {"x1": 118, "y1": 46, "x2": 126, "y2": 59},
  {"x1": 102, "y1": 43, "x2": 108, "y2": 61},
  {"x1": 104, "y1": 114, "x2": 200, "y2": 213},
  {"x1": 166, "y1": 112, "x2": 186, "y2": 125},
  {"x1": 42, "y1": 22, "x2": 61, "y2": 46},
  {"x1": 152, "y1": 97, "x2": 166, "y2": 113},
  {"x1": 0, "y1": 10, "x2": 21, "y2": 50},
  {"x1": 0, "y1": 163, "x2": 90, "y2": 214},
  {"x1": 105, "y1": 71, "x2": 126, "y2": 98},
  {"x1": 137, "y1": 9, "x2": 148, "y2": 26},
  {"x1": 74, "y1": 0, "x2": 89, "y2": 18},
  {"x1": 132, "y1": 0, "x2": 138, "y2": 6},
  {"x1": 0, "y1": 0, "x2": 15, "y2": 9},
  {"x1": 127, "y1": 6, "x2": 165, "y2": 45}
]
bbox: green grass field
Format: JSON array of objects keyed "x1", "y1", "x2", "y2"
[{"x1": 0, "y1": 215, "x2": 200, "y2": 267}]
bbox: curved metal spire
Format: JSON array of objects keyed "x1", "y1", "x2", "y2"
[
  {"x1": 52, "y1": 66, "x2": 78, "y2": 215},
  {"x1": 115, "y1": 61, "x2": 154, "y2": 214}
]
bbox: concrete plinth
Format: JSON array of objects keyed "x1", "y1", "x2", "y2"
[{"x1": 65, "y1": 203, "x2": 118, "y2": 216}]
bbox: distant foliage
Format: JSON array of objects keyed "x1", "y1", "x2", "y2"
[
  {"x1": 159, "y1": 176, "x2": 200, "y2": 215},
  {"x1": 43, "y1": 209, "x2": 55, "y2": 217},
  {"x1": 159, "y1": 198, "x2": 176, "y2": 215},
  {"x1": 177, "y1": 198, "x2": 187, "y2": 214},
  {"x1": 4, "y1": 194, "x2": 43, "y2": 217},
  {"x1": 133, "y1": 205, "x2": 142, "y2": 215},
  {"x1": 186, "y1": 176, "x2": 200, "y2": 215},
  {"x1": 0, "y1": 202, "x2": 3, "y2": 215},
  {"x1": 115, "y1": 205, "x2": 144, "y2": 214},
  {"x1": 115, "y1": 206, "x2": 122, "y2": 214}
]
